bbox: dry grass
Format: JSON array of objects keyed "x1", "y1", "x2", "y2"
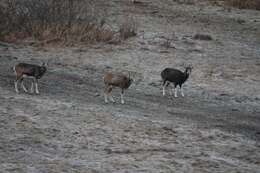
[
  {"x1": 0, "y1": 0, "x2": 114, "y2": 44},
  {"x1": 119, "y1": 16, "x2": 138, "y2": 40}
]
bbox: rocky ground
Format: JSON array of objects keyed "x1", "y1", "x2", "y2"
[{"x1": 0, "y1": 0, "x2": 260, "y2": 172}]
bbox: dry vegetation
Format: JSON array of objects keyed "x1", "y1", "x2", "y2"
[
  {"x1": 225, "y1": 0, "x2": 260, "y2": 10},
  {"x1": 0, "y1": 0, "x2": 138, "y2": 44},
  {"x1": 119, "y1": 15, "x2": 138, "y2": 40},
  {"x1": 173, "y1": 0, "x2": 260, "y2": 10},
  {"x1": 1, "y1": 0, "x2": 259, "y2": 45},
  {"x1": 208, "y1": 0, "x2": 260, "y2": 10}
]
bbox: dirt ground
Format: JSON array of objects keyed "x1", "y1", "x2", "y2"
[{"x1": 0, "y1": 0, "x2": 260, "y2": 172}]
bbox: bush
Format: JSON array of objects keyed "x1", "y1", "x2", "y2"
[{"x1": 0, "y1": 0, "x2": 114, "y2": 44}]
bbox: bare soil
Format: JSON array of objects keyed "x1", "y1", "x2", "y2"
[{"x1": 0, "y1": 0, "x2": 260, "y2": 172}]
